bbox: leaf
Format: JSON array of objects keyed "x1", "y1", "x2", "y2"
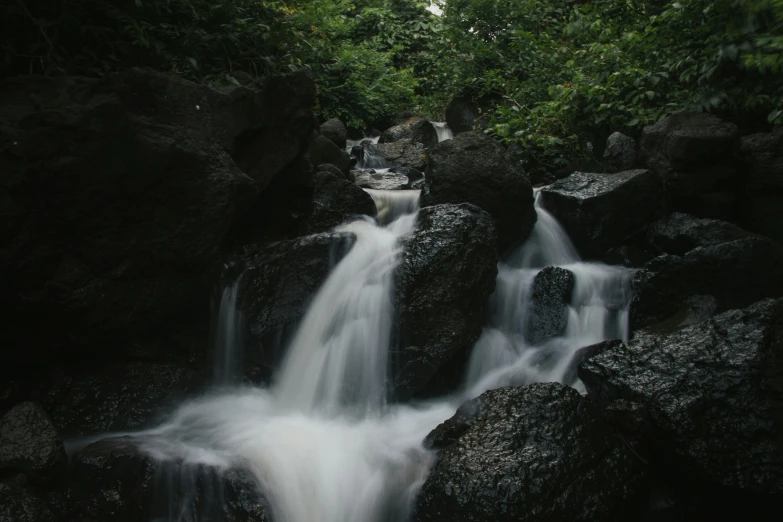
[
  {"x1": 187, "y1": 57, "x2": 199, "y2": 69},
  {"x1": 645, "y1": 91, "x2": 655, "y2": 100}
]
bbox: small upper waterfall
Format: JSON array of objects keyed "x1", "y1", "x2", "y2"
[
  {"x1": 431, "y1": 122, "x2": 454, "y2": 142},
  {"x1": 212, "y1": 269, "x2": 246, "y2": 385},
  {"x1": 364, "y1": 189, "x2": 421, "y2": 225}
]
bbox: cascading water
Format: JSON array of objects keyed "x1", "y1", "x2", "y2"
[
  {"x1": 212, "y1": 269, "x2": 246, "y2": 385},
  {"x1": 431, "y1": 122, "x2": 454, "y2": 142},
  {"x1": 104, "y1": 183, "x2": 634, "y2": 522}
]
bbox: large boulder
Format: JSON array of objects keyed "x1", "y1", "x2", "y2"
[
  {"x1": 0, "y1": 68, "x2": 316, "y2": 365},
  {"x1": 310, "y1": 134, "x2": 351, "y2": 175},
  {"x1": 300, "y1": 169, "x2": 376, "y2": 235},
  {"x1": 414, "y1": 383, "x2": 647, "y2": 522},
  {"x1": 70, "y1": 437, "x2": 269, "y2": 521},
  {"x1": 0, "y1": 402, "x2": 66, "y2": 481},
  {"x1": 603, "y1": 132, "x2": 639, "y2": 172},
  {"x1": 647, "y1": 212, "x2": 754, "y2": 256},
  {"x1": 393, "y1": 204, "x2": 498, "y2": 398},
  {"x1": 526, "y1": 267, "x2": 575, "y2": 344},
  {"x1": 540, "y1": 169, "x2": 664, "y2": 258},
  {"x1": 738, "y1": 128, "x2": 783, "y2": 244},
  {"x1": 579, "y1": 298, "x2": 783, "y2": 508},
  {"x1": 237, "y1": 232, "x2": 355, "y2": 379},
  {"x1": 0, "y1": 482, "x2": 56, "y2": 522},
  {"x1": 379, "y1": 117, "x2": 438, "y2": 149},
  {"x1": 422, "y1": 131, "x2": 536, "y2": 252},
  {"x1": 353, "y1": 169, "x2": 410, "y2": 191},
  {"x1": 445, "y1": 98, "x2": 480, "y2": 135},
  {"x1": 375, "y1": 139, "x2": 428, "y2": 170},
  {"x1": 320, "y1": 118, "x2": 347, "y2": 150},
  {"x1": 631, "y1": 235, "x2": 783, "y2": 329}
]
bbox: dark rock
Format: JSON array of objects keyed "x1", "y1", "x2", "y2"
[
  {"x1": 393, "y1": 204, "x2": 498, "y2": 398},
  {"x1": 354, "y1": 169, "x2": 410, "y2": 191},
  {"x1": 70, "y1": 437, "x2": 269, "y2": 521},
  {"x1": 300, "y1": 170, "x2": 376, "y2": 235},
  {"x1": 317, "y1": 162, "x2": 353, "y2": 183},
  {"x1": 422, "y1": 131, "x2": 536, "y2": 252},
  {"x1": 415, "y1": 384, "x2": 647, "y2": 522},
  {"x1": 540, "y1": 169, "x2": 664, "y2": 258},
  {"x1": 647, "y1": 212, "x2": 753, "y2": 255},
  {"x1": 310, "y1": 135, "x2": 351, "y2": 175},
  {"x1": 738, "y1": 128, "x2": 783, "y2": 244},
  {"x1": 320, "y1": 118, "x2": 347, "y2": 150},
  {"x1": 379, "y1": 117, "x2": 438, "y2": 149},
  {"x1": 352, "y1": 143, "x2": 393, "y2": 169},
  {"x1": 445, "y1": 98, "x2": 480, "y2": 135},
  {"x1": 390, "y1": 166, "x2": 424, "y2": 182},
  {"x1": 640, "y1": 112, "x2": 740, "y2": 195},
  {"x1": 375, "y1": 139, "x2": 427, "y2": 170},
  {"x1": 0, "y1": 482, "x2": 56, "y2": 522},
  {"x1": 631, "y1": 236, "x2": 783, "y2": 329},
  {"x1": 603, "y1": 132, "x2": 639, "y2": 172},
  {"x1": 579, "y1": 298, "x2": 783, "y2": 499},
  {"x1": 238, "y1": 232, "x2": 355, "y2": 378},
  {"x1": 602, "y1": 245, "x2": 655, "y2": 268},
  {"x1": 0, "y1": 402, "x2": 65, "y2": 482},
  {"x1": 0, "y1": 68, "x2": 316, "y2": 365},
  {"x1": 604, "y1": 400, "x2": 653, "y2": 442},
  {"x1": 526, "y1": 266, "x2": 575, "y2": 344}
]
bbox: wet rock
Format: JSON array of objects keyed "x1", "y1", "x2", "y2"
[
  {"x1": 238, "y1": 232, "x2": 355, "y2": 378},
  {"x1": 579, "y1": 298, "x2": 783, "y2": 500},
  {"x1": 310, "y1": 135, "x2": 351, "y2": 175},
  {"x1": 603, "y1": 132, "x2": 639, "y2": 172},
  {"x1": 415, "y1": 384, "x2": 647, "y2": 522},
  {"x1": 631, "y1": 236, "x2": 783, "y2": 329},
  {"x1": 738, "y1": 128, "x2": 783, "y2": 244},
  {"x1": 541, "y1": 169, "x2": 664, "y2": 258},
  {"x1": 70, "y1": 437, "x2": 269, "y2": 521},
  {"x1": 379, "y1": 117, "x2": 438, "y2": 149},
  {"x1": 445, "y1": 98, "x2": 480, "y2": 135},
  {"x1": 602, "y1": 245, "x2": 655, "y2": 268},
  {"x1": 375, "y1": 139, "x2": 428, "y2": 170},
  {"x1": 526, "y1": 266, "x2": 575, "y2": 344},
  {"x1": 422, "y1": 131, "x2": 536, "y2": 252},
  {"x1": 317, "y1": 162, "x2": 353, "y2": 183},
  {"x1": 0, "y1": 482, "x2": 56, "y2": 522},
  {"x1": 647, "y1": 212, "x2": 753, "y2": 255},
  {"x1": 0, "y1": 402, "x2": 65, "y2": 481},
  {"x1": 394, "y1": 204, "x2": 498, "y2": 398},
  {"x1": 320, "y1": 118, "x2": 347, "y2": 150},
  {"x1": 300, "y1": 169, "x2": 376, "y2": 235},
  {"x1": 640, "y1": 112, "x2": 740, "y2": 195},
  {"x1": 354, "y1": 169, "x2": 410, "y2": 191},
  {"x1": 0, "y1": 68, "x2": 316, "y2": 365}
]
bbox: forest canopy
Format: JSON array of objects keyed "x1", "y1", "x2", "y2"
[{"x1": 3, "y1": 0, "x2": 782, "y2": 176}]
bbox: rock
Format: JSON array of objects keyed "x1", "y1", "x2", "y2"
[
  {"x1": 393, "y1": 204, "x2": 498, "y2": 398},
  {"x1": 352, "y1": 143, "x2": 394, "y2": 169},
  {"x1": 602, "y1": 245, "x2": 655, "y2": 268},
  {"x1": 640, "y1": 112, "x2": 740, "y2": 194},
  {"x1": 310, "y1": 134, "x2": 351, "y2": 175},
  {"x1": 300, "y1": 169, "x2": 376, "y2": 235},
  {"x1": 445, "y1": 98, "x2": 480, "y2": 135},
  {"x1": 526, "y1": 266, "x2": 575, "y2": 344},
  {"x1": 422, "y1": 131, "x2": 536, "y2": 252},
  {"x1": 320, "y1": 118, "x2": 347, "y2": 150},
  {"x1": 0, "y1": 68, "x2": 317, "y2": 365},
  {"x1": 579, "y1": 298, "x2": 783, "y2": 501},
  {"x1": 647, "y1": 212, "x2": 753, "y2": 255},
  {"x1": 238, "y1": 232, "x2": 355, "y2": 378},
  {"x1": 375, "y1": 139, "x2": 428, "y2": 170},
  {"x1": 0, "y1": 482, "x2": 56, "y2": 522},
  {"x1": 603, "y1": 132, "x2": 639, "y2": 172},
  {"x1": 631, "y1": 236, "x2": 783, "y2": 329},
  {"x1": 354, "y1": 169, "x2": 410, "y2": 191},
  {"x1": 738, "y1": 128, "x2": 783, "y2": 244},
  {"x1": 414, "y1": 384, "x2": 647, "y2": 522},
  {"x1": 379, "y1": 117, "x2": 438, "y2": 149},
  {"x1": 540, "y1": 169, "x2": 664, "y2": 258},
  {"x1": 70, "y1": 437, "x2": 269, "y2": 521},
  {"x1": 0, "y1": 402, "x2": 65, "y2": 481},
  {"x1": 317, "y1": 162, "x2": 353, "y2": 183}
]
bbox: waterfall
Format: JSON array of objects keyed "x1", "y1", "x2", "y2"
[
  {"x1": 431, "y1": 122, "x2": 454, "y2": 142},
  {"x1": 364, "y1": 189, "x2": 421, "y2": 225},
  {"x1": 212, "y1": 269, "x2": 246, "y2": 385}
]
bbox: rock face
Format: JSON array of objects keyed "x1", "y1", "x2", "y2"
[
  {"x1": 526, "y1": 267, "x2": 575, "y2": 344},
  {"x1": 393, "y1": 204, "x2": 498, "y2": 398},
  {"x1": 0, "y1": 482, "x2": 56, "y2": 522},
  {"x1": 320, "y1": 118, "x2": 347, "y2": 150},
  {"x1": 379, "y1": 117, "x2": 438, "y2": 149},
  {"x1": 415, "y1": 384, "x2": 647, "y2": 522},
  {"x1": 738, "y1": 128, "x2": 783, "y2": 244},
  {"x1": 70, "y1": 437, "x2": 269, "y2": 521},
  {"x1": 353, "y1": 169, "x2": 410, "y2": 191},
  {"x1": 310, "y1": 134, "x2": 351, "y2": 175},
  {"x1": 376, "y1": 139, "x2": 428, "y2": 170},
  {"x1": 540, "y1": 169, "x2": 663, "y2": 258},
  {"x1": 0, "y1": 402, "x2": 65, "y2": 481},
  {"x1": 580, "y1": 298, "x2": 783, "y2": 501},
  {"x1": 0, "y1": 68, "x2": 316, "y2": 365},
  {"x1": 631, "y1": 235, "x2": 783, "y2": 329},
  {"x1": 238, "y1": 232, "x2": 355, "y2": 378},
  {"x1": 603, "y1": 132, "x2": 638, "y2": 172},
  {"x1": 445, "y1": 98, "x2": 480, "y2": 135},
  {"x1": 647, "y1": 212, "x2": 754, "y2": 256},
  {"x1": 300, "y1": 169, "x2": 376, "y2": 235},
  {"x1": 422, "y1": 132, "x2": 536, "y2": 252}
]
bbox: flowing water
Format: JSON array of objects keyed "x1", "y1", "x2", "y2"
[
  {"x1": 109, "y1": 184, "x2": 633, "y2": 521},
  {"x1": 431, "y1": 122, "x2": 454, "y2": 142}
]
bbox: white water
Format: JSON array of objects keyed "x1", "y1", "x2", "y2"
[
  {"x1": 212, "y1": 271, "x2": 245, "y2": 384},
  {"x1": 431, "y1": 122, "x2": 453, "y2": 142},
  {"x1": 110, "y1": 187, "x2": 633, "y2": 522}
]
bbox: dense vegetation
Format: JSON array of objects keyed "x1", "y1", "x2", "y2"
[{"x1": 3, "y1": 0, "x2": 781, "y2": 176}]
